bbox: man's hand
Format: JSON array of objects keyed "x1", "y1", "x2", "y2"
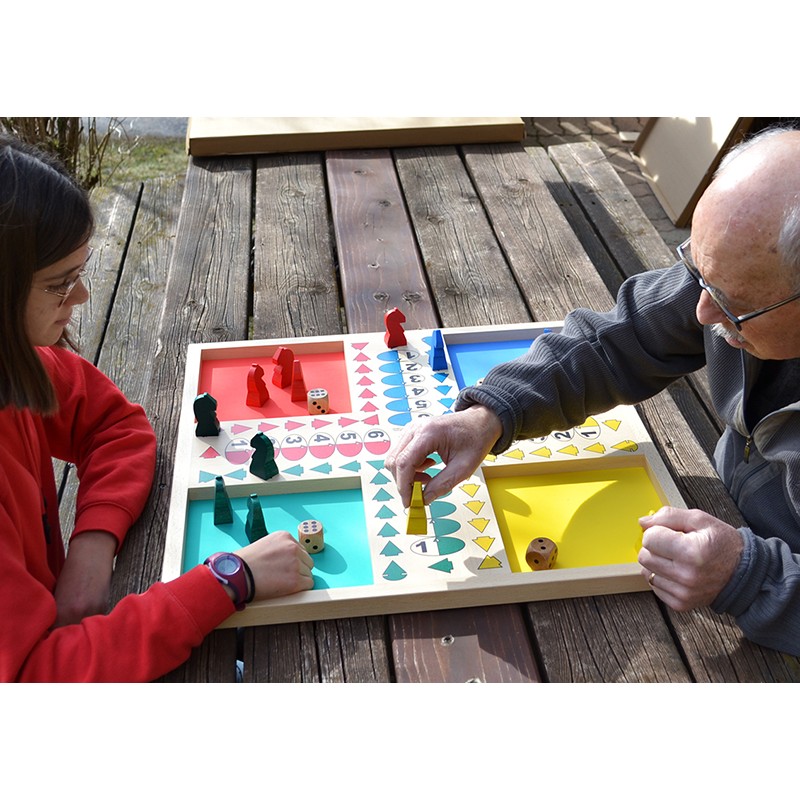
[
  {"x1": 54, "y1": 531, "x2": 118, "y2": 627},
  {"x1": 385, "y1": 404, "x2": 503, "y2": 507},
  {"x1": 638, "y1": 507, "x2": 744, "y2": 610}
]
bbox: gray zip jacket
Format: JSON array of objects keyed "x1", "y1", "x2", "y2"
[{"x1": 455, "y1": 263, "x2": 800, "y2": 655}]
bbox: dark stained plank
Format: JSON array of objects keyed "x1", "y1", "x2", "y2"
[
  {"x1": 326, "y1": 149, "x2": 438, "y2": 332},
  {"x1": 394, "y1": 145, "x2": 531, "y2": 326},
  {"x1": 326, "y1": 147, "x2": 539, "y2": 682},
  {"x1": 391, "y1": 605, "x2": 540, "y2": 683},
  {"x1": 244, "y1": 152, "x2": 392, "y2": 682},
  {"x1": 243, "y1": 617, "x2": 391, "y2": 683},
  {"x1": 115, "y1": 157, "x2": 254, "y2": 682}
]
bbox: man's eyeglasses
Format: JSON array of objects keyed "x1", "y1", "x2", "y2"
[
  {"x1": 40, "y1": 247, "x2": 93, "y2": 307},
  {"x1": 677, "y1": 237, "x2": 800, "y2": 331}
]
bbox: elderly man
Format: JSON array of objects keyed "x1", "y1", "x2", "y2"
[{"x1": 386, "y1": 127, "x2": 800, "y2": 656}]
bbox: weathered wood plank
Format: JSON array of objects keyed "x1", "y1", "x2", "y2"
[
  {"x1": 463, "y1": 143, "x2": 616, "y2": 320},
  {"x1": 394, "y1": 146, "x2": 531, "y2": 327},
  {"x1": 77, "y1": 182, "x2": 144, "y2": 359},
  {"x1": 522, "y1": 147, "x2": 626, "y2": 297},
  {"x1": 547, "y1": 141, "x2": 677, "y2": 280},
  {"x1": 326, "y1": 149, "x2": 438, "y2": 332},
  {"x1": 252, "y1": 153, "x2": 342, "y2": 340},
  {"x1": 245, "y1": 153, "x2": 392, "y2": 682},
  {"x1": 158, "y1": 629, "x2": 239, "y2": 683},
  {"x1": 524, "y1": 594, "x2": 690, "y2": 682},
  {"x1": 391, "y1": 146, "x2": 543, "y2": 682},
  {"x1": 114, "y1": 157, "x2": 253, "y2": 682},
  {"x1": 391, "y1": 605, "x2": 540, "y2": 683}
]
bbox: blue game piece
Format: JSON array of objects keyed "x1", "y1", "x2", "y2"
[{"x1": 429, "y1": 329, "x2": 447, "y2": 371}]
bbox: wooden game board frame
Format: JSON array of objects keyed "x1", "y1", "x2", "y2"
[
  {"x1": 186, "y1": 117, "x2": 525, "y2": 156},
  {"x1": 163, "y1": 323, "x2": 686, "y2": 628}
]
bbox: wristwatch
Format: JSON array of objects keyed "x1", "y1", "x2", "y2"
[{"x1": 204, "y1": 552, "x2": 253, "y2": 611}]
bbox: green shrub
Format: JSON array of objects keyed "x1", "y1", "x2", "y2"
[{"x1": 0, "y1": 117, "x2": 133, "y2": 190}]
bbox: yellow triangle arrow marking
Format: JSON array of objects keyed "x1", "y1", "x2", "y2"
[
  {"x1": 465, "y1": 500, "x2": 485, "y2": 514},
  {"x1": 558, "y1": 444, "x2": 580, "y2": 456},
  {"x1": 585, "y1": 443, "x2": 606, "y2": 454},
  {"x1": 469, "y1": 518, "x2": 490, "y2": 533},
  {"x1": 603, "y1": 419, "x2": 622, "y2": 431},
  {"x1": 531, "y1": 446, "x2": 552, "y2": 458},
  {"x1": 478, "y1": 554, "x2": 503, "y2": 570},
  {"x1": 503, "y1": 448, "x2": 525, "y2": 460},
  {"x1": 473, "y1": 536, "x2": 495, "y2": 552},
  {"x1": 612, "y1": 440, "x2": 639, "y2": 452},
  {"x1": 460, "y1": 483, "x2": 481, "y2": 498}
]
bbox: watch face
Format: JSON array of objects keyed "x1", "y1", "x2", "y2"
[{"x1": 216, "y1": 553, "x2": 239, "y2": 576}]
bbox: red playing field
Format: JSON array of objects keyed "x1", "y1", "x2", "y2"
[{"x1": 198, "y1": 351, "x2": 351, "y2": 421}]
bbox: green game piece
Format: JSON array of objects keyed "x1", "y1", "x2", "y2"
[
  {"x1": 249, "y1": 433, "x2": 279, "y2": 480},
  {"x1": 214, "y1": 475, "x2": 233, "y2": 525},
  {"x1": 245, "y1": 493, "x2": 268, "y2": 542}
]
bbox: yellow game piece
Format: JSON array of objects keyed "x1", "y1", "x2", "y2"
[{"x1": 406, "y1": 481, "x2": 427, "y2": 534}]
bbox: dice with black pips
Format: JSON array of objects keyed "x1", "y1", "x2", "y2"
[{"x1": 525, "y1": 537, "x2": 558, "y2": 570}]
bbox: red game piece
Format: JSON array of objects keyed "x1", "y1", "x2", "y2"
[
  {"x1": 290, "y1": 359, "x2": 307, "y2": 401},
  {"x1": 272, "y1": 346, "x2": 294, "y2": 388},
  {"x1": 384, "y1": 307, "x2": 407, "y2": 348},
  {"x1": 246, "y1": 363, "x2": 270, "y2": 407}
]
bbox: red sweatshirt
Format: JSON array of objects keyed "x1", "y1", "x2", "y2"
[{"x1": 0, "y1": 346, "x2": 234, "y2": 682}]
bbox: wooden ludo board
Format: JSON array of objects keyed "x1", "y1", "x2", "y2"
[{"x1": 163, "y1": 322, "x2": 685, "y2": 628}]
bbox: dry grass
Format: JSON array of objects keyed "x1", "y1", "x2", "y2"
[{"x1": 0, "y1": 117, "x2": 188, "y2": 189}]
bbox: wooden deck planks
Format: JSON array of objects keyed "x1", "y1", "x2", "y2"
[
  {"x1": 252, "y1": 153, "x2": 342, "y2": 340},
  {"x1": 525, "y1": 594, "x2": 691, "y2": 682}
]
